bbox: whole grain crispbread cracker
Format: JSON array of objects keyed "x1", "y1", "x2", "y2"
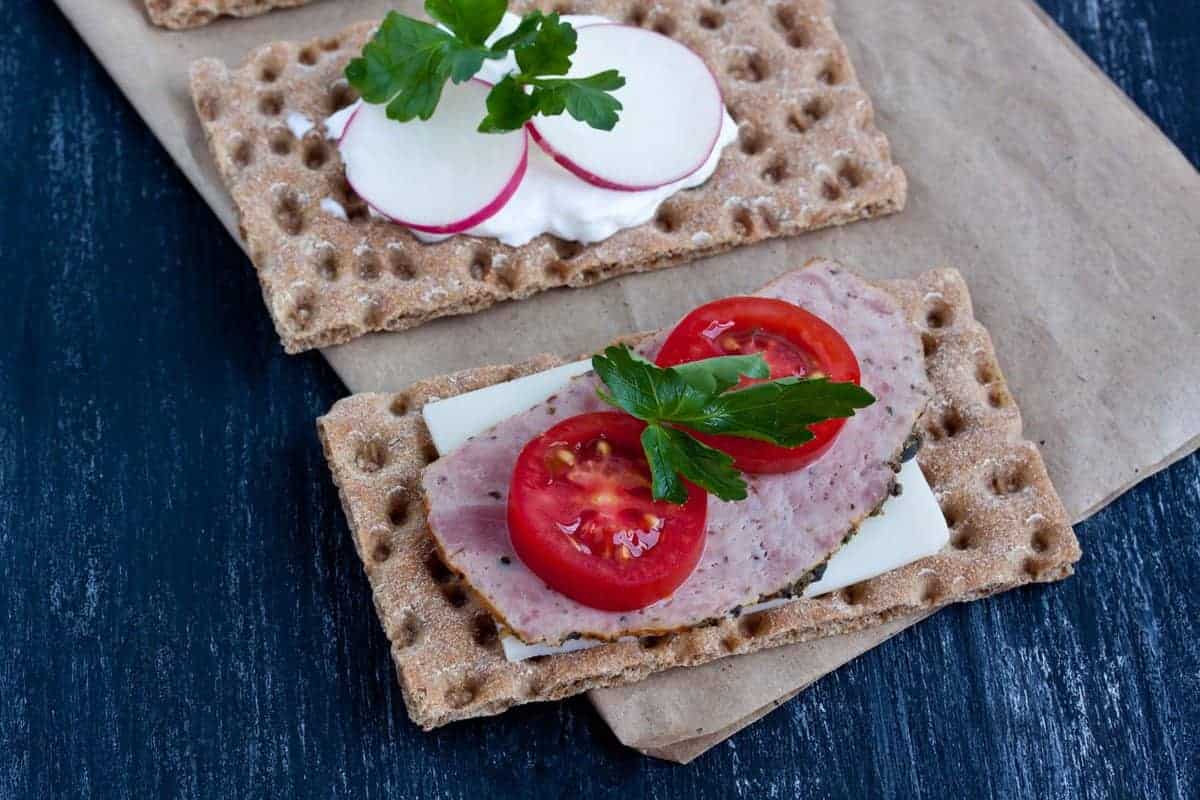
[
  {"x1": 190, "y1": 0, "x2": 906, "y2": 353},
  {"x1": 316, "y1": 262, "x2": 1082, "y2": 729},
  {"x1": 145, "y1": 0, "x2": 317, "y2": 29}
]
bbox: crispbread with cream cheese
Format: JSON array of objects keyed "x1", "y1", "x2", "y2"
[
  {"x1": 145, "y1": 0, "x2": 316, "y2": 29},
  {"x1": 189, "y1": 0, "x2": 906, "y2": 353},
  {"x1": 316, "y1": 260, "x2": 1082, "y2": 729}
]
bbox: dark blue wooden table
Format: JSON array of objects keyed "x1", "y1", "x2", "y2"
[{"x1": 2, "y1": 1, "x2": 1197, "y2": 797}]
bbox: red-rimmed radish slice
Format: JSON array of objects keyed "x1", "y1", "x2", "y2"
[
  {"x1": 338, "y1": 79, "x2": 528, "y2": 234},
  {"x1": 527, "y1": 24, "x2": 724, "y2": 192}
]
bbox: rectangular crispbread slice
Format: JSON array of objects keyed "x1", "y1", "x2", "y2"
[
  {"x1": 190, "y1": 0, "x2": 906, "y2": 353},
  {"x1": 316, "y1": 262, "x2": 1082, "y2": 729},
  {"x1": 145, "y1": 0, "x2": 317, "y2": 29}
]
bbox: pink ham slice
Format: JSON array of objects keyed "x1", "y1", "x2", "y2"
[{"x1": 421, "y1": 263, "x2": 930, "y2": 644}]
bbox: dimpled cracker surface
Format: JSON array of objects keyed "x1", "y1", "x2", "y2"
[
  {"x1": 316, "y1": 262, "x2": 1081, "y2": 729},
  {"x1": 146, "y1": 0, "x2": 317, "y2": 29},
  {"x1": 190, "y1": 0, "x2": 906, "y2": 353}
]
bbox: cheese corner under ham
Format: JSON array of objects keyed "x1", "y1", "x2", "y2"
[{"x1": 421, "y1": 263, "x2": 931, "y2": 645}]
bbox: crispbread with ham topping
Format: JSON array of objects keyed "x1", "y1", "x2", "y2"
[
  {"x1": 316, "y1": 260, "x2": 1081, "y2": 729},
  {"x1": 421, "y1": 263, "x2": 930, "y2": 644}
]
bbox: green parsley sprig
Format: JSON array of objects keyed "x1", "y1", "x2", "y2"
[
  {"x1": 592, "y1": 345, "x2": 876, "y2": 504},
  {"x1": 345, "y1": 1, "x2": 625, "y2": 134}
]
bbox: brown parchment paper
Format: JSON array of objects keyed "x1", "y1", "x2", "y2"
[
  {"x1": 591, "y1": 613, "x2": 931, "y2": 763},
  {"x1": 56, "y1": 0, "x2": 1199, "y2": 763}
]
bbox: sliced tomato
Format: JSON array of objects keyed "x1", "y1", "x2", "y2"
[
  {"x1": 507, "y1": 412, "x2": 708, "y2": 611},
  {"x1": 656, "y1": 296, "x2": 862, "y2": 474}
]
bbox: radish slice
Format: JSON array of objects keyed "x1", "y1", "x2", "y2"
[
  {"x1": 527, "y1": 25, "x2": 724, "y2": 192},
  {"x1": 338, "y1": 79, "x2": 528, "y2": 234}
]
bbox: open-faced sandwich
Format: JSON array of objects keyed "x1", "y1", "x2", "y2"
[
  {"x1": 318, "y1": 259, "x2": 1082, "y2": 728},
  {"x1": 190, "y1": 0, "x2": 905, "y2": 352}
]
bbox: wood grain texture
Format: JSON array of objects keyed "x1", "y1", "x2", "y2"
[{"x1": 0, "y1": 0, "x2": 1196, "y2": 797}]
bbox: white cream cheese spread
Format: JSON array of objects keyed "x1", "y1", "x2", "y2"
[{"x1": 325, "y1": 13, "x2": 736, "y2": 247}]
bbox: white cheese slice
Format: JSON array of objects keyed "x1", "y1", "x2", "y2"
[
  {"x1": 496, "y1": 632, "x2": 610, "y2": 662},
  {"x1": 423, "y1": 360, "x2": 593, "y2": 455},
  {"x1": 803, "y1": 459, "x2": 947, "y2": 597},
  {"x1": 422, "y1": 362, "x2": 949, "y2": 663}
]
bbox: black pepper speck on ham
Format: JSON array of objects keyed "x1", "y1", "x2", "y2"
[{"x1": 421, "y1": 264, "x2": 930, "y2": 644}]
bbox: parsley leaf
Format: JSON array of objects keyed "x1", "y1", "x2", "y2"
[
  {"x1": 531, "y1": 71, "x2": 626, "y2": 131},
  {"x1": 345, "y1": 2, "x2": 625, "y2": 134},
  {"x1": 592, "y1": 345, "x2": 714, "y2": 422},
  {"x1": 478, "y1": 74, "x2": 540, "y2": 133},
  {"x1": 479, "y1": 19, "x2": 627, "y2": 132},
  {"x1": 424, "y1": 0, "x2": 507, "y2": 46},
  {"x1": 490, "y1": 11, "x2": 543, "y2": 51},
  {"x1": 640, "y1": 424, "x2": 690, "y2": 505},
  {"x1": 345, "y1": 13, "x2": 456, "y2": 121},
  {"x1": 515, "y1": 12, "x2": 576, "y2": 75},
  {"x1": 672, "y1": 353, "x2": 770, "y2": 395},
  {"x1": 642, "y1": 424, "x2": 747, "y2": 503},
  {"x1": 687, "y1": 377, "x2": 876, "y2": 445},
  {"x1": 442, "y1": 41, "x2": 493, "y2": 84},
  {"x1": 593, "y1": 344, "x2": 876, "y2": 503}
]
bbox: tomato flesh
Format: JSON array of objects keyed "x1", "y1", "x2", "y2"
[
  {"x1": 656, "y1": 296, "x2": 862, "y2": 474},
  {"x1": 508, "y1": 412, "x2": 708, "y2": 611}
]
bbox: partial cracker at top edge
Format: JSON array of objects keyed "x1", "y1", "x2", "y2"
[{"x1": 145, "y1": 0, "x2": 318, "y2": 30}]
